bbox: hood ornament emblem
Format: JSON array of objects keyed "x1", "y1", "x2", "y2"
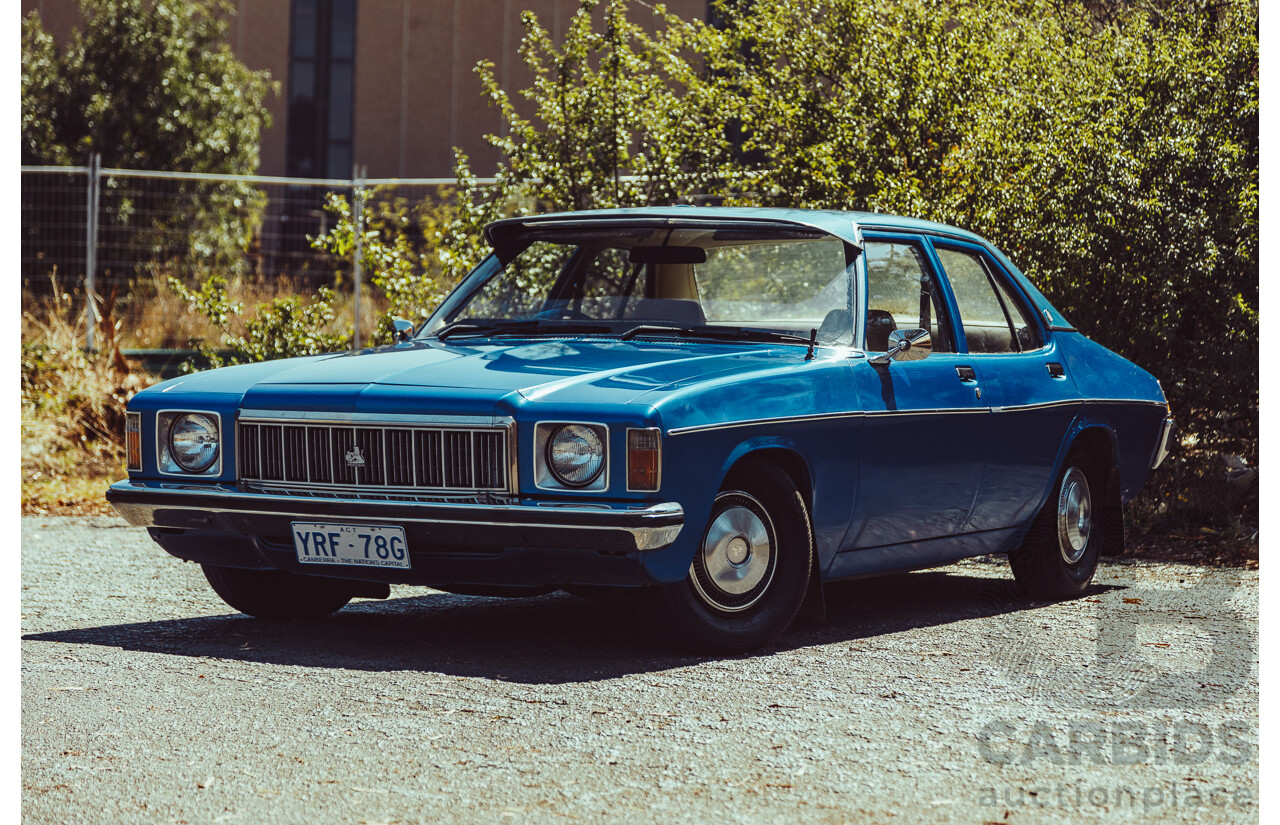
[{"x1": 345, "y1": 445, "x2": 366, "y2": 468}]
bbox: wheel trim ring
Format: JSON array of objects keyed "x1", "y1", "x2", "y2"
[
  {"x1": 690, "y1": 492, "x2": 777, "y2": 613},
  {"x1": 1057, "y1": 466, "x2": 1092, "y2": 564}
]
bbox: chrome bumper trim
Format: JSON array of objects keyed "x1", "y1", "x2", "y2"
[{"x1": 106, "y1": 481, "x2": 684, "y2": 552}]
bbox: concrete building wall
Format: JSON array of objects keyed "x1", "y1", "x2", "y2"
[
  {"x1": 230, "y1": 1, "x2": 293, "y2": 178},
  {"x1": 22, "y1": 0, "x2": 708, "y2": 179}
]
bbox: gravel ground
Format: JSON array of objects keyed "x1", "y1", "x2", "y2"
[{"x1": 22, "y1": 517, "x2": 1258, "y2": 824}]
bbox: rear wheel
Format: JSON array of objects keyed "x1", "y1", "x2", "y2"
[
  {"x1": 646, "y1": 461, "x2": 813, "y2": 652},
  {"x1": 201, "y1": 564, "x2": 355, "y2": 619},
  {"x1": 1009, "y1": 448, "x2": 1104, "y2": 598}
]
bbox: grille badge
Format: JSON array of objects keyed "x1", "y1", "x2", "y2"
[{"x1": 345, "y1": 445, "x2": 366, "y2": 468}]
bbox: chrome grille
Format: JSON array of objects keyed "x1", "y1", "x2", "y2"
[{"x1": 237, "y1": 418, "x2": 510, "y2": 493}]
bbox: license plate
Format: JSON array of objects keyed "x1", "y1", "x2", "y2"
[{"x1": 291, "y1": 523, "x2": 410, "y2": 569}]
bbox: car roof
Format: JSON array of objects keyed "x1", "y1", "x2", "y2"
[{"x1": 485, "y1": 206, "x2": 990, "y2": 249}]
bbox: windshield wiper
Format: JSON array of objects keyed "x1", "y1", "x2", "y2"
[
  {"x1": 436, "y1": 319, "x2": 613, "y2": 340},
  {"x1": 434, "y1": 320, "x2": 538, "y2": 340},
  {"x1": 620, "y1": 324, "x2": 811, "y2": 347},
  {"x1": 485, "y1": 322, "x2": 614, "y2": 338},
  {"x1": 695, "y1": 326, "x2": 813, "y2": 346},
  {"x1": 618, "y1": 323, "x2": 687, "y2": 341},
  {"x1": 440, "y1": 319, "x2": 815, "y2": 352}
]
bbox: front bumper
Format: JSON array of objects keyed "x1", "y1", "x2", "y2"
[
  {"x1": 107, "y1": 481, "x2": 685, "y2": 589},
  {"x1": 107, "y1": 480, "x2": 684, "y2": 553}
]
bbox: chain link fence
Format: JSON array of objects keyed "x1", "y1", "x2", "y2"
[{"x1": 21, "y1": 160, "x2": 478, "y2": 348}]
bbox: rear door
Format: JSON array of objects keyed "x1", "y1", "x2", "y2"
[
  {"x1": 846, "y1": 234, "x2": 989, "y2": 549},
  {"x1": 926, "y1": 239, "x2": 1083, "y2": 532}
]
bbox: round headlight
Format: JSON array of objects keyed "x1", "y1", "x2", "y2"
[
  {"x1": 170, "y1": 413, "x2": 219, "y2": 473},
  {"x1": 547, "y1": 424, "x2": 605, "y2": 487}
]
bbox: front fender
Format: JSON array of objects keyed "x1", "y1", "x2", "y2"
[{"x1": 641, "y1": 422, "x2": 860, "y2": 583}]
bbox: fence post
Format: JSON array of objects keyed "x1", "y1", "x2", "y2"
[
  {"x1": 352, "y1": 165, "x2": 366, "y2": 349},
  {"x1": 84, "y1": 152, "x2": 101, "y2": 351}
]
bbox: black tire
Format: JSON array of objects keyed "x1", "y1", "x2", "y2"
[
  {"x1": 1009, "y1": 448, "x2": 1105, "y2": 599},
  {"x1": 645, "y1": 461, "x2": 813, "y2": 652},
  {"x1": 201, "y1": 564, "x2": 355, "y2": 619}
]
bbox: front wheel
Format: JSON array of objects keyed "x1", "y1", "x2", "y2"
[
  {"x1": 1009, "y1": 449, "x2": 1105, "y2": 599},
  {"x1": 201, "y1": 564, "x2": 355, "y2": 619},
  {"x1": 646, "y1": 462, "x2": 813, "y2": 652}
]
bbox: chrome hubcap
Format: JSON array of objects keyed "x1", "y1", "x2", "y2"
[
  {"x1": 1057, "y1": 466, "x2": 1092, "y2": 564},
  {"x1": 691, "y1": 494, "x2": 775, "y2": 613},
  {"x1": 725, "y1": 536, "x2": 751, "y2": 565}
]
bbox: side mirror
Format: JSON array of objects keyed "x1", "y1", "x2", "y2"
[
  {"x1": 393, "y1": 318, "x2": 415, "y2": 343},
  {"x1": 869, "y1": 328, "x2": 931, "y2": 365}
]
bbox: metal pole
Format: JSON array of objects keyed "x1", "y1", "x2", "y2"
[
  {"x1": 352, "y1": 164, "x2": 365, "y2": 349},
  {"x1": 84, "y1": 152, "x2": 101, "y2": 351}
]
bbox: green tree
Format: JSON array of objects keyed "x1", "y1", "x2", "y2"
[
  {"x1": 310, "y1": 186, "x2": 464, "y2": 336},
  {"x1": 965, "y1": 2, "x2": 1259, "y2": 437},
  {"x1": 437, "y1": 0, "x2": 730, "y2": 281},
  {"x1": 690, "y1": 0, "x2": 1256, "y2": 432},
  {"x1": 21, "y1": 0, "x2": 273, "y2": 172},
  {"x1": 22, "y1": 0, "x2": 278, "y2": 274}
]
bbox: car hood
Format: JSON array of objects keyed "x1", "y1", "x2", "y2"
[{"x1": 155, "y1": 338, "x2": 820, "y2": 415}]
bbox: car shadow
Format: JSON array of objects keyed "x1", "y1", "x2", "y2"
[{"x1": 23, "y1": 568, "x2": 1123, "y2": 685}]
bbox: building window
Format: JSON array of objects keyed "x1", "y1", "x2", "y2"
[{"x1": 286, "y1": 0, "x2": 355, "y2": 179}]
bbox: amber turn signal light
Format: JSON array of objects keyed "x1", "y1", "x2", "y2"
[
  {"x1": 125, "y1": 412, "x2": 142, "y2": 471},
  {"x1": 627, "y1": 428, "x2": 662, "y2": 491}
]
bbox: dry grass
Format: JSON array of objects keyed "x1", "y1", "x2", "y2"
[
  {"x1": 1124, "y1": 425, "x2": 1259, "y2": 568},
  {"x1": 21, "y1": 275, "x2": 155, "y2": 514},
  {"x1": 22, "y1": 473, "x2": 119, "y2": 517},
  {"x1": 20, "y1": 271, "x2": 388, "y2": 515}
]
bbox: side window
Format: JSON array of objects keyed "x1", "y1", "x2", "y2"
[
  {"x1": 992, "y1": 272, "x2": 1042, "y2": 351},
  {"x1": 863, "y1": 241, "x2": 953, "y2": 353},
  {"x1": 935, "y1": 247, "x2": 1041, "y2": 353}
]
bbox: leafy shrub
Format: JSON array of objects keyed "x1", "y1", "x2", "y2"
[
  {"x1": 169, "y1": 275, "x2": 351, "y2": 367},
  {"x1": 310, "y1": 188, "x2": 465, "y2": 332},
  {"x1": 432, "y1": 0, "x2": 1256, "y2": 442}
]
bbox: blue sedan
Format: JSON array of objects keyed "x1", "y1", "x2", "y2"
[{"x1": 107, "y1": 207, "x2": 1176, "y2": 651}]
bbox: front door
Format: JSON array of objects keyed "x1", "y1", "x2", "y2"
[{"x1": 846, "y1": 236, "x2": 989, "y2": 549}]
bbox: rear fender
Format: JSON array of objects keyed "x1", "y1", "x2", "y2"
[{"x1": 1014, "y1": 422, "x2": 1123, "y2": 555}]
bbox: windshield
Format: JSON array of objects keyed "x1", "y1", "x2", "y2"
[{"x1": 432, "y1": 226, "x2": 856, "y2": 345}]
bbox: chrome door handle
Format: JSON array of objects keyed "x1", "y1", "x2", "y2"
[{"x1": 955, "y1": 365, "x2": 976, "y2": 381}]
